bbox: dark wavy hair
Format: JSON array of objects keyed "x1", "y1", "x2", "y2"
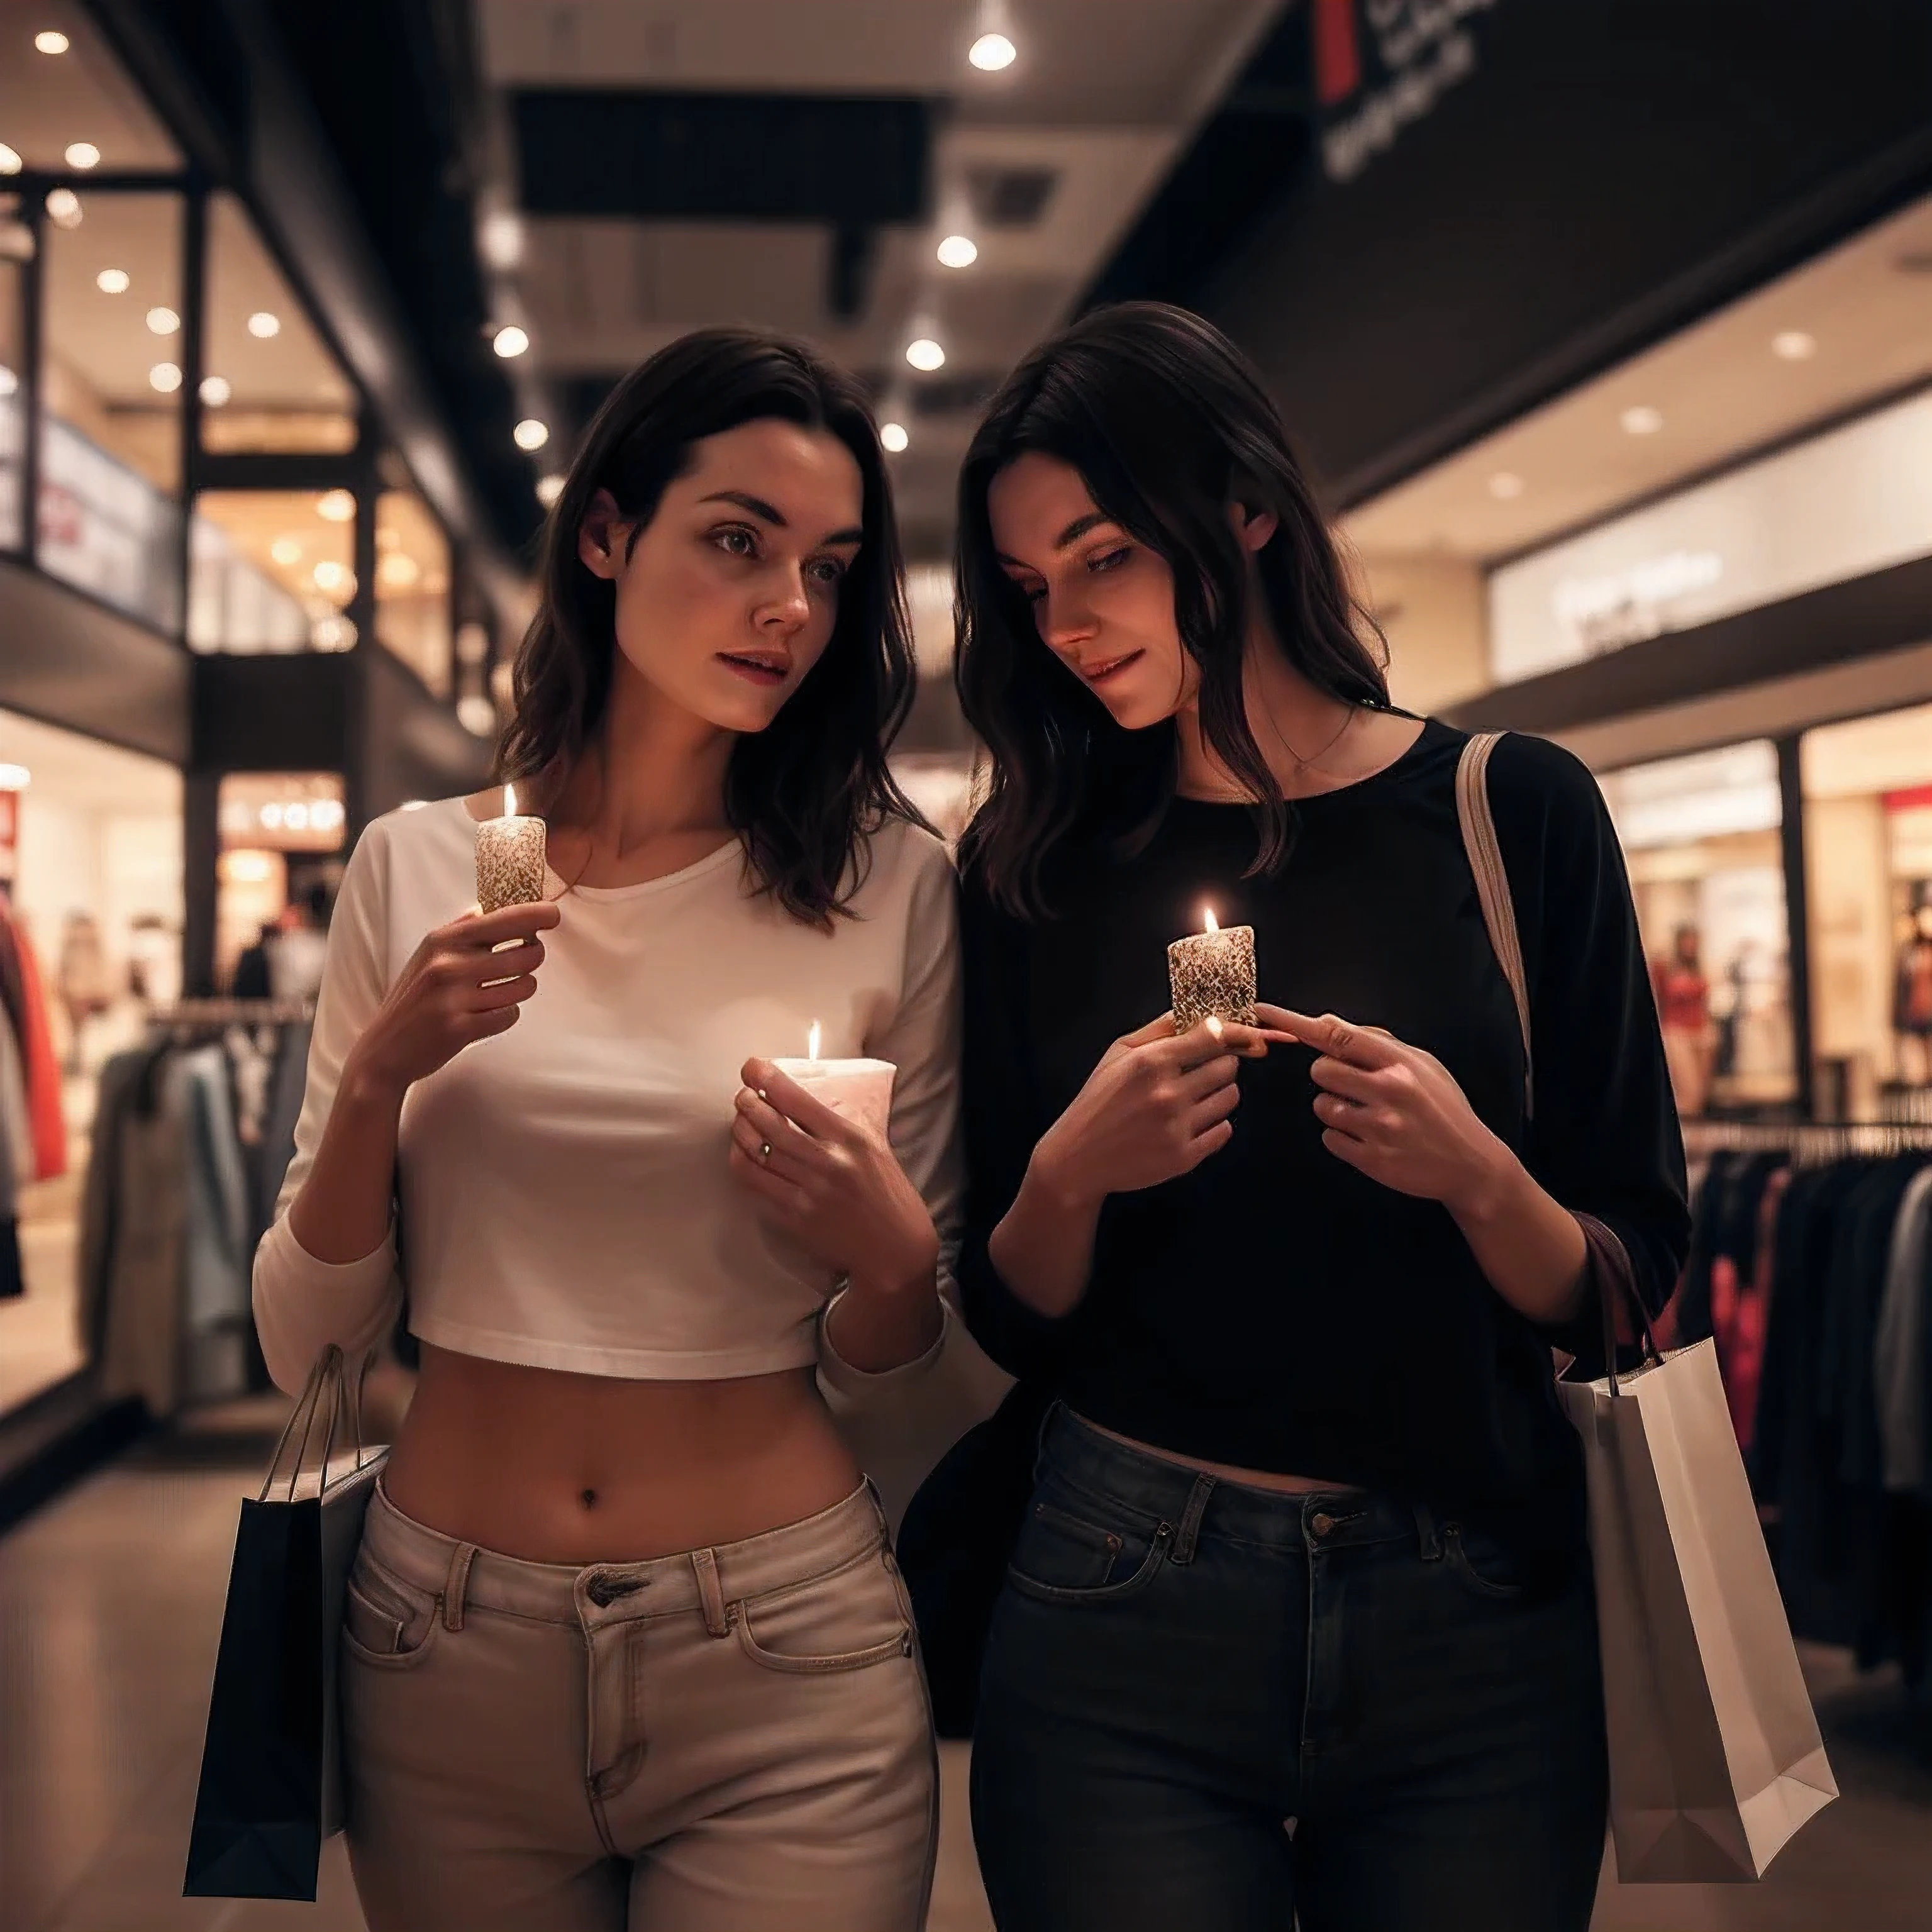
[
  {"x1": 494, "y1": 327, "x2": 924, "y2": 928},
  {"x1": 955, "y1": 302, "x2": 1391, "y2": 919}
]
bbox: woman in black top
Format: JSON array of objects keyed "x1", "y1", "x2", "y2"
[{"x1": 952, "y1": 304, "x2": 1690, "y2": 1932}]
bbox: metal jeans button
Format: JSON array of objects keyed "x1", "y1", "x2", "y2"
[{"x1": 1309, "y1": 1511, "x2": 1336, "y2": 1539}]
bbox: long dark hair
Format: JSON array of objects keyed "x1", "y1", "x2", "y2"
[
  {"x1": 495, "y1": 327, "x2": 924, "y2": 927},
  {"x1": 955, "y1": 302, "x2": 1391, "y2": 919}
]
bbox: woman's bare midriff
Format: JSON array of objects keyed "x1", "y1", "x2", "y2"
[
  {"x1": 1075, "y1": 1413, "x2": 1362, "y2": 1498},
  {"x1": 379, "y1": 1343, "x2": 863, "y2": 1565}
]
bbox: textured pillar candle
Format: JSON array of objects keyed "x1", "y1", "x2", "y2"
[
  {"x1": 1167, "y1": 906, "x2": 1257, "y2": 1031},
  {"x1": 773, "y1": 1021, "x2": 897, "y2": 1143},
  {"x1": 475, "y1": 784, "x2": 547, "y2": 913}
]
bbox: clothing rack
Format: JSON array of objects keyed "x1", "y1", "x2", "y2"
[
  {"x1": 1684, "y1": 1117, "x2": 1932, "y2": 1166},
  {"x1": 147, "y1": 997, "x2": 316, "y2": 1028}
]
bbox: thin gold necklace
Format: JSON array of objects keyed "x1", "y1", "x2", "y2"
[{"x1": 1259, "y1": 692, "x2": 1357, "y2": 780}]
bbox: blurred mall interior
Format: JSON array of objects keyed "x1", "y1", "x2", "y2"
[{"x1": 1, "y1": 1, "x2": 1931, "y2": 1927}]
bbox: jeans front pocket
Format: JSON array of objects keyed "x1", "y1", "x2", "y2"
[
  {"x1": 341, "y1": 1554, "x2": 442, "y2": 1670},
  {"x1": 1443, "y1": 1523, "x2": 1530, "y2": 1604},
  {"x1": 734, "y1": 1549, "x2": 914, "y2": 1675},
  {"x1": 1006, "y1": 1487, "x2": 1172, "y2": 1606}
]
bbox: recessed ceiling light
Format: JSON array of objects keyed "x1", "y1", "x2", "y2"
[
  {"x1": 35, "y1": 30, "x2": 69, "y2": 54},
  {"x1": 270, "y1": 536, "x2": 303, "y2": 566},
  {"x1": 535, "y1": 474, "x2": 565, "y2": 506},
  {"x1": 200, "y1": 375, "x2": 231, "y2": 406},
  {"x1": 480, "y1": 211, "x2": 523, "y2": 270},
  {"x1": 936, "y1": 234, "x2": 979, "y2": 269},
  {"x1": 378, "y1": 553, "x2": 421, "y2": 589},
  {"x1": 148, "y1": 362, "x2": 182, "y2": 394},
  {"x1": 513, "y1": 418, "x2": 549, "y2": 451},
  {"x1": 1620, "y1": 404, "x2": 1663, "y2": 436},
  {"x1": 147, "y1": 304, "x2": 180, "y2": 336},
  {"x1": 492, "y1": 324, "x2": 530, "y2": 359},
  {"x1": 64, "y1": 142, "x2": 100, "y2": 170},
  {"x1": 316, "y1": 488, "x2": 356, "y2": 523},
  {"x1": 457, "y1": 694, "x2": 498, "y2": 738},
  {"x1": 970, "y1": 32, "x2": 1017, "y2": 70},
  {"x1": 906, "y1": 337, "x2": 946, "y2": 372},
  {"x1": 45, "y1": 187, "x2": 82, "y2": 227},
  {"x1": 1772, "y1": 330, "x2": 1816, "y2": 362},
  {"x1": 0, "y1": 144, "x2": 20, "y2": 175},
  {"x1": 95, "y1": 267, "x2": 129, "y2": 293},
  {"x1": 880, "y1": 421, "x2": 910, "y2": 453},
  {"x1": 1488, "y1": 471, "x2": 1524, "y2": 500},
  {"x1": 247, "y1": 310, "x2": 281, "y2": 338},
  {"x1": 312, "y1": 560, "x2": 351, "y2": 593}
]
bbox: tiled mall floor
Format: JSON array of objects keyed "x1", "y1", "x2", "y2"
[{"x1": 4, "y1": 1402, "x2": 1930, "y2": 1932}]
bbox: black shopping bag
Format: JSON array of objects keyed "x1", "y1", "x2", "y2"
[{"x1": 182, "y1": 1345, "x2": 386, "y2": 1900}]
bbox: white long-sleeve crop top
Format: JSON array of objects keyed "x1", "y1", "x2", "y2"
[{"x1": 251, "y1": 797, "x2": 962, "y2": 1394}]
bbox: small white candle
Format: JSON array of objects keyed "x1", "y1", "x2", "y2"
[
  {"x1": 773, "y1": 1019, "x2": 897, "y2": 1143},
  {"x1": 1167, "y1": 904, "x2": 1257, "y2": 1031},
  {"x1": 475, "y1": 783, "x2": 547, "y2": 913}
]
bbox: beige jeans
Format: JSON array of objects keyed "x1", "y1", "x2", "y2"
[{"x1": 341, "y1": 1479, "x2": 938, "y2": 1931}]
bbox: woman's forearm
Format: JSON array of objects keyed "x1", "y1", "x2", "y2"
[
  {"x1": 986, "y1": 1139, "x2": 1107, "y2": 1322},
  {"x1": 1448, "y1": 1145, "x2": 1590, "y2": 1325},
  {"x1": 823, "y1": 1262, "x2": 945, "y2": 1374},
  {"x1": 286, "y1": 1055, "x2": 406, "y2": 1264}
]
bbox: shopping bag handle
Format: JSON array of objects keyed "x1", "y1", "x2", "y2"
[
  {"x1": 260, "y1": 1345, "x2": 377, "y2": 1503},
  {"x1": 1579, "y1": 1213, "x2": 1663, "y2": 1398}
]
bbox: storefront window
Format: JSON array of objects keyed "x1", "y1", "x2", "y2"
[
  {"x1": 1599, "y1": 741, "x2": 1799, "y2": 1119},
  {"x1": 1801, "y1": 702, "x2": 1932, "y2": 1123},
  {"x1": 375, "y1": 483, "x2": 452, "y2": 696},
  {"x1": 216, "y1": 772, "x2": 344, "y2": 990},
  {"x1": 189, "y1": 489, "x2": 357, "y2": 653},
  {"x1": 0, "y1": 242, "x2": 21, "y2": 551},
  {"x1": 0, "y1": 704, "x2": 183, "y2": 1416},
  {"x1": 38, "y1": 189, "x2": 185, "y2": 630},
  {"x1": 201, "y1": 194, "x2": 357, "y2": 455}
]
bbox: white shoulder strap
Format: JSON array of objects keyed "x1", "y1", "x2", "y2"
[{"x1": 1455, "y1": 732, "x2": 1534, "y2": 1119}]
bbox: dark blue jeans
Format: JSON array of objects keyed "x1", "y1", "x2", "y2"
[{"x1": 970, "y1": 1407, "x2": 1607, "y2": 1932}]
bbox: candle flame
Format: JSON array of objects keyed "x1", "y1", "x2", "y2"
[
  {"x1": 807, "y1": 1019, "x2": 821, "y2": 1062},
  {"x1": 1204, "y1": 906, "x2": 1219, "y2": 934},
  {"x1": 503, "y1": 782, "x2": 517, "y2": 818}
]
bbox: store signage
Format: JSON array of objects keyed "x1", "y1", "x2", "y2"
[
  {"x1": 1550, "y1": 550, "x2": 1726, "y2": 655},
  {"x1": 1314, "y1": 0, "x2": 1499, "y2": 184},
  {"x1": 1490, "y1": 388, "x2": 1932, "y2": 686}
]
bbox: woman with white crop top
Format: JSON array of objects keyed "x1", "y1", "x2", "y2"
[{"x1": 252, "y1": 330, "x2": 959, "y2": 1932}]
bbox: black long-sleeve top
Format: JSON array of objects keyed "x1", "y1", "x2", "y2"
[{"x1": 956, "y1": 720, "x2": 1692, "y2": 1553}]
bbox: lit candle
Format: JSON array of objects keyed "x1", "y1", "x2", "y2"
[
  {"x1": 772, "y1": 1019, "x2": 897, "y2": 1143},
  {"x1": 475, "y1": 783, "x2": 547, "y2": 913},
  {"x1": 1167, "y1": 905, "x2": 1257, "y2": 1031}
]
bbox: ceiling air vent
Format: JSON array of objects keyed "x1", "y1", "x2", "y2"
[{"x1": 965, "y1": 165, "x2": 1059, "y2": 229}]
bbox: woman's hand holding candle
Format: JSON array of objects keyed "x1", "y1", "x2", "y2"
[
  {"x1": 344, "y1": 901, "x2": 560, "y2": 1102},
  {"x1": 730, "y1": 1058, "x2": 940, "y2": 1302}
]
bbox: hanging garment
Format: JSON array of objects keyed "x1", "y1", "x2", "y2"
[
  {"x1": 1875, "y1": 1165, "x2": 1932, "y2": 1497},
  {"x1": 0, "y1": 992, "x2": 31, "y2": 1194},
  {"x1": 252, "y1": 1020, "x2": 310, "y2": 1257},
  {"x1": 0, "y1": 1013, "x2": 20, "y2": 1302},
  {"x1": 79, "y1": 1046, "x2": 157, "y2": 1360},
  {"x1": 4, "y1": 909, "x2": 67, "y2": 1181},
  {"x1": 179, "y1": 1044, "x2": 252, "y2": 1404}
]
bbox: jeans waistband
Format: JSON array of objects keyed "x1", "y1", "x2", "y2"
[
  {"x1": 360, "y1": 1477, "x2": 891, "y2": 1631},
  {"x1": 1043, "y1": 1407, "x2": 1439, "y2": 1558}
]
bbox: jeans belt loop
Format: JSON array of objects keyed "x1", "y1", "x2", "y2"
[
  {"x1": 691, "y1": 1546, "x2": 730, "y2": 1638},
  {"x1": 441, "y1": 1540, "x2": 478, "y2": 1632},
  {"x1": 1411, "y1": 1501, "x2": 1444, "y2": 1563},
  {"x1": 1170, "y1": 1474, "x2": 1216, "y2": 1566}
]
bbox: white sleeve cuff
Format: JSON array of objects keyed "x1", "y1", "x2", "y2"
[
  {"x1": 816, "y1": 1286, "x2": 954, "y2": 1396},
  {"x1": 252, "y1": 1214, "x2": 404, "y2": 1394}
]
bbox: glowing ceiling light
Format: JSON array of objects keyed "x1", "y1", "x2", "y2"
[
  {"x1": 312, "y1": 560, "x2": 350, "y2": 594},
  {"x1": 535, "y1": 474, "x2": 565, "y2": 506},
  {"x1": 513, "y1": 418, "x2": 549, "y2": 451},
  {"x1": 200, "y1": 375, "x2": 231, "y2": 406},
  {"x1": 316, "y1": 489, "x2": 356, "y2": 523},
  {"x1": 270, "y1": 536, "x2": 303, "y2": 566},
  {"x1": 880, "y1": 421, "x2": 910, "y2": 453},
  {"x1": 247, "y1": 310, "x2": 281, "y2": 338},
  {"x1": 492, "y1": 325, "x2": 530, "y2": 359},
  {"x1": 64, "y1": 142, "x2": 100, "y2": 170},
  {"x1": 146, "y1": 305, "x2": 180, "y2": 336},
  {"x1": 0, "y1": 763, "x2": 30, "y2": 789},
  {"x1": 0, "y1": 367, "x2": 16, "y2": 397},
  {"x1": 937, "y1": 233, "x2": 979, "y2": 269},
  {"x1": 45, "y1": 187, "x2": 82, "y2": 227},
  {"x1": 969, "y1": 32, "x2": 1016, "y2": 70},
  {"x1": 905, "y1": 337, "x2": 945, "y2": 372},
  {"x1": 378, "y1": 552, "x2": 421, "y2": 589},
  {"x1": 0, "y1": 145, "x2": 21, "y2": 175},
  {"x1": 96, "y1": 267, "x2": 129, "y2": 293},
  {"x1": 148, "y1": 361, "x2": 182, "y2": 393},
  {"x1": 35, "y1": 30, "x2": 69, "y2": 54}
]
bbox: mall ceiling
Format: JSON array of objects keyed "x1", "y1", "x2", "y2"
[{"x1": 258, "y1": 0, "x2": 1302, "y2": 560}]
